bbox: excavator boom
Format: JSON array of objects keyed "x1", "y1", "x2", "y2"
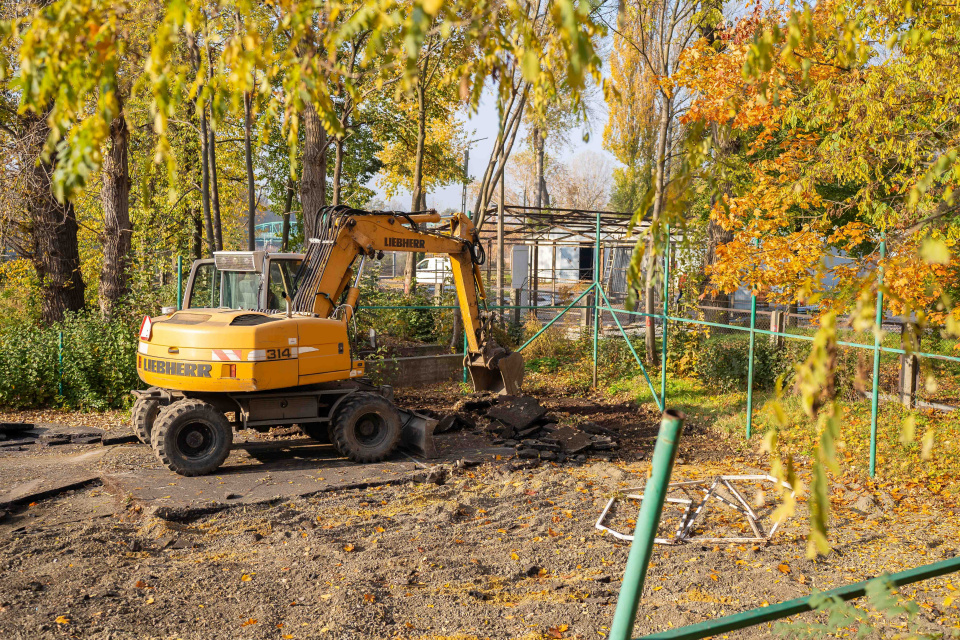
[{"x1": 291, "y1": 205, "x2": 523, "y2": 395}]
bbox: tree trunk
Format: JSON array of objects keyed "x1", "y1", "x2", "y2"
[
  {"x1": 333, "y1": 137, "x2": 345, "y2": 206},
  {"x1": 245, "y1": 89, "x2": 256, "y2": 251},
  {"x1": 281, "y1": 175, "x2": 295, "y2": 252},
  {"x1": 199, "y1": 107, "x2": 215, "y2": 255},
  {"x1": 644, "y1": 96, "x2": 672, "y2": 363},
  {"x1": 703, "y1": 216, "x2": 733, "y2": 324},
  {"x1": 99, "y1": 110, "x2": 132, "y2": 319},
  {"x1": 207, "y1": 106, "x2": 224, "y2": 252},
  {"x1": 25, "y1": 117, "x2": 85, "y2": 323},
  {"x1": 300, "y1": 103, "x2": 328, "y2": 241},
  {"x1": 450, "y1": 309, "x2": 463, "y2": 353},
  {"x1": 404, "y1": 85, "x2": 428, "y2": 295},
  {"x1": 192, "y1": 211, "x2": 203, "y2": 260}
]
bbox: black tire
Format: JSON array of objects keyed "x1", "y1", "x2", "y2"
[
  {"x1": 131, "y1": 396, "x2": 160, "y2": 444},
  {"x1": 330, "y1": 393, "x2": 401, "y2": 463},
  {"x1": 151, "y1": 399, "x2": 233, "y2": 477},
  {"x1": 298, "y1": 423, "x2": 330, "y2": 443}
]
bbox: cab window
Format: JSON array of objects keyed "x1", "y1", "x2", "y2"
[
  {"x1": 267, "y1": 259, "x2": 301, "y2": 310},
  {"x1": 187, "y1": 263, "x2": 222, "y2": 309},
  {"x1": 222, "y1": 272, "x2": 261, "y2": 309}
]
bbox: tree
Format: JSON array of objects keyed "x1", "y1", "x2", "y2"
[
  {"x1": 601, "y1": 0, "x2": 708, "y2": 361},
  {"x1": 670, "y1": 0, "x2": 960, "y2": 557},
  {"x1": 552, "y1": 151, "x2": 613, "y2": 210},
  {"x1": 602, "y1": 11, "x2": 659, "y2": 214}
]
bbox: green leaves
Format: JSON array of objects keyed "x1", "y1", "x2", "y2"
[
  {"x1": 6, "y1": 0, "x2": 605, "y2": 204},
  {"x1": 10, "y1": 0, "x2": 125, "y2": 201}
]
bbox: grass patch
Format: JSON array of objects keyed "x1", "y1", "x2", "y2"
[{"x1": 610, "y1": 372, "x2": 960, "y2": 502}]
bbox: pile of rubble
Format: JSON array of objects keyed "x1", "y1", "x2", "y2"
[{"x1": 433, "y1": 394, "x2": 619, "y2": 462}]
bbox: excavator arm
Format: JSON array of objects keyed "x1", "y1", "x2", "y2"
[{"x1": 291, "y1": 206, "x2": 523, "y2": 395}]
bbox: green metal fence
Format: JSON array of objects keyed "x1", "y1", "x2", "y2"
[{"x1": 608, "y1": 410, "x2": 960, "y2": 640}]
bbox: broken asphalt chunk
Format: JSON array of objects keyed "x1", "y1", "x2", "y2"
[{"x1": 485, "y1": 396, "x2": 547, "y2": 431}]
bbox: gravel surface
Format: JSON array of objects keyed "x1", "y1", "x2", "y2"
[{"x1": 0, "y1": 387, "x2": 958, "y2": 639}]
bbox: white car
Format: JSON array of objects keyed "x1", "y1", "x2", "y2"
[{"x1": 416, "y1": 256, "x2": 452, "y2": 286}]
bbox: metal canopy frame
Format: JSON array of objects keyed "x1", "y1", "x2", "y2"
[{"x1": 481, "y1": 204, "x2": 644, "y2": 247}]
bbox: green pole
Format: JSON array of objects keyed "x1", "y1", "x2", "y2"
[
  {"x1": 176, "y1": 255, "x2": 183, "y2": 310},
  {"x1": 745, "y1": 289, "x2": 758, "y2": 438},
  {"x1": 463, "y1": 330, "x2": 468, "y2": 384},
  {"x1": 660, "y1": 225, "x2": 670, "y2": 409},
  {"x1": 869, "y1": 235, "x2": 886, "y2": 478},
  {"x1": 593, "y1": 209, "x2": 600, "y2": 388},
  {"x1": 745, "y1": 238, "x2": 759, "y2": 438},
  {"x1": 57, "y1": 330, "x2": 64, "y2": 398},
  {"x1": 609, "y1": 409, "x2": 685, "y2": 640}
]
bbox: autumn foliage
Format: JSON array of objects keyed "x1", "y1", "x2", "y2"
[{"x1": 676, "y1": 0, "x2": 960, "y2": 324}]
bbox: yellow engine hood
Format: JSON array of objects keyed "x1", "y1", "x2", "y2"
[{"x1": 136, "y1": 309, "x2": 358, "y2": 392}]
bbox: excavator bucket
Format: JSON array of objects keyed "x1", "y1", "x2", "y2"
[
  {"x1": 397, "y1": 408, "x2": 438, "y2": 458},
  {"x1": 467, "y1": 348, "x2": 525, "y2": 396}
]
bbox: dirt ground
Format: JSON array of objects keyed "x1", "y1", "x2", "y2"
[{"x1": 1, "y1": 385, "x2": 958, "y2": 640}]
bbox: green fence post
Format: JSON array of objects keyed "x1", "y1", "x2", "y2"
[
  {"x1": 745, "y1": 238, "x2": 758, "y2": 438},
  {"x1": 176, "y1": 255, "x2": 183, "y2": 310},
  {"x1": 660, "y1": 225, "x2": 670, "y2": 409},
  {"x1": 609, "y1": 409, "x2": 685, "y2": 640},
  {"x1": 57, "y1": 330, "x2": 64, "y2": 398},
  {"x1": 463, "y1": 329, "x2": 468, "y2": 385},
  {"x1": 869, "y1": 235, "x2": 886, "y2": 478},
  {"x1": 593, "y1": 209, "x2": 601, "y2": 388}
]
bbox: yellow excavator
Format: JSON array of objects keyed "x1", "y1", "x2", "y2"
[{"x1": 133, "y1": 206, "x2": 523, "y2": 476}]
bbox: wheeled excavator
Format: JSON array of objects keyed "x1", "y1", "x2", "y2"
[{"x1": 133, "y1": 206, "x2": 524, "y2": 476}]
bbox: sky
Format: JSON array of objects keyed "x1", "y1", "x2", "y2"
[{"x1": 370, "y1": 86, "x2": 617, "y2": 212}]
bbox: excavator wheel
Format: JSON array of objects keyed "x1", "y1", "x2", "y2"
[
  {"x1": 151, "y1": 399, "x2": 234, "y2": 477},
  {"x1": 131, "y1": 395, "x2": 160, "y2": 444},
  {"x1": 330, "y1": 393, "x2": 401, "y2": 463}
]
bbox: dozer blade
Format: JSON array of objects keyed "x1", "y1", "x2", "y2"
[
  {"x1": 468, "y1": 351, "x2": 525, "y2": 396},
  {"x1": 397, "y1": 408, "x2": 437, "y2": 459}
]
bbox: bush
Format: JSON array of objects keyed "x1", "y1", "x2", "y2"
[
  {"x1": 694, "y1": 334, "x2": 795, "y2": 392},
  {"x1": 0, "y1": 311, "x2": 141, "y2": 410}
]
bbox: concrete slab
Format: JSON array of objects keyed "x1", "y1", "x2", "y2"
[
  {"x1": 0, "y1": 431, "x2": 513, "y2": 515},
  {"x1": 101, "y1": 439, "x2": 426, "y2": 511},
  {"x1": 0, "y1": 448, "x2": 109, "y2": 508}
]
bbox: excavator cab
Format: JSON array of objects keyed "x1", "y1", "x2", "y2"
[{"x1": 182, "y1": 251, "x2": 303, "y2": 312}]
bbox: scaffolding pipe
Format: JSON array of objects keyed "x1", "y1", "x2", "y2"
[
  {"x1": 745, "y1": 237, "x2": 759, "y2": 438},
  {"x1": 660, "y1": 225, "x2": 669, "y2": 409},
  {"x1": 870, "y1": 235, "x2": 886, "y2": 477},
  {"x1": 609, "y1": 410, "x2": 685, "y2": 640},
  {"x1": 176, "y1": 255, "x2": 183, "y2": 310},
  {"x1": 593, "y1": 209, "x2": 600, "y2": 388}
]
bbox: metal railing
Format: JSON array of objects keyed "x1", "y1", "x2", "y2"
[{"x1": 609, "y1": 410, "x2": 960, "y2": 640}]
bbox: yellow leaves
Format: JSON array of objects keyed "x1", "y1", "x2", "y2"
[
  {"x1": 921, "y1": 429, "x2": 935, "y2": 460},
  {"x1": 945, "y1": 596, "x2": 955, "y2": 608},
  {"x1": 419, "y1": 0, "x2": 444, "y2": 17},
  {"x1": 921, "y1": 237, "x2": 950, "y2": 265},
  {"x1": 900, "y1": 415, "x2": 916, "y2": 444},
  {"x1": 363, "y1": 593, "x2": 376, "y2": 603},
  {"x1": 777, "y1": 562, "x2": 791, "y2": 574},
  {"x1": 241, "y1": 618, "x2": 257, "y2": 626},
  {"x1": 241, "y1": 574, "x2": 252, "y2": 582},
  {"x1": 510, "y1": 551, "x2": 520, "y2": 561},
  {"x1": 343, "y1": 544, "x2": 355, "y2": 553},
  {"x1": 55, "y1": 615, "x2": 70, "y2": 625},
  {"x1": 547, "y1": 623, "x2": 569, "y2": 638}
]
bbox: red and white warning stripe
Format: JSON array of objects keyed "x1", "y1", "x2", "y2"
[{"x1": 211, "y1": 349, "x2": 242, "y2": 361}]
